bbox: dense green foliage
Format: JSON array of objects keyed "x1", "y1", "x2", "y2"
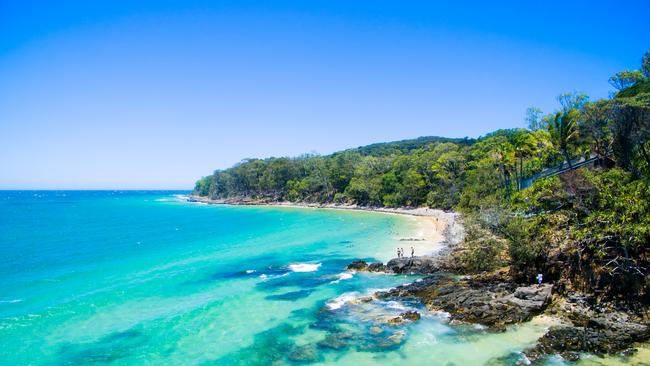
[
  {"x1": 194, "y1": 129, "x2": 557, "y2": 209},
  {"x1": 195, "y1": 51, "x2": 650, "y2": 303}
]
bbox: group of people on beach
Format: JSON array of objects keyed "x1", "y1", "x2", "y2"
[{"x1": 397, "y1": 247, "x2": 414, "y2": 258}]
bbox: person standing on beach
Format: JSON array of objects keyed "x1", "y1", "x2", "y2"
[
  {"x1": 411, "y1": 247, "x2": 414, "y2": 257},
  {"x1": 397, "y1": 248, "x2": 401, "y2": 258}
]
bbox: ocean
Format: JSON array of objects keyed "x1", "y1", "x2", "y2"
[{"x1": 0, "y1": 191, "x2": 641, "y2": 365}]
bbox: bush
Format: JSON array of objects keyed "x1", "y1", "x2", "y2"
[{"x1": 450, "y1": 218, "x2": 509, "y2": 273}]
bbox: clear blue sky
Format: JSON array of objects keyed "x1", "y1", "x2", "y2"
[{"x1": 1, "y1": 0, "x2": 648, "y2": 189}]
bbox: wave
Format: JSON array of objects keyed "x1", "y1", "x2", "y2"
[
  {"x1": 288, "y1": 263, "x2": 321, "y2": 272},
  {"x1": 259, "y1": 272, "x2": 290, "y2": 280},
  {"x1": 330, "y1": 271, "x2": 354, "y2": 284},
  {"x1": 326, "y1": 292, "x2": 360, "y2": 310},
  {"x1": 385, "y1": 300, "x2": 409, "y2": 311},
  {"x1": 0, "y1": 299, "x2": 22, "y2": 304}
]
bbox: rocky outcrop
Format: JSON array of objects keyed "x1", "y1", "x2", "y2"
[
  {"x1": 385, "y1": 256, "x2": 442, "y2": 274},
  {"x1": 345, "y1": 260, "x2": 387, "y2": 273},
  {"x1": 387, "y1": 310, "x2": 421, "y2": 325},
  {"x1": 378, "y1": 275, "x2": 553, "y2": 331},
  {"x1": 346, "y1": 257, "x2": 442, "y2": 274},
  {"x1": 346, "y1": 260, "x2": 368, "y2": 271},
  {"x1": 524, "y1": 296, "x2": 650, "y2": 363},
  {"x1": 525, "y1": 319, "x2": 650, "y2": 363}
]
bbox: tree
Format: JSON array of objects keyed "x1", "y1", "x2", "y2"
[
  {"x1": 610, "y1": 93, "x2": 650, "y2": 174},
  {"x1": 579, "y1": 100, "x2": 613, "y2": 158},
  {"x1": 641, "y1": 50, "x2": 650, "y2": 79},
  {"x1": 557, "y1": 91, "x2": 589, "y2": 112},
  {"x1": 194, "y1": 176, "x2": 213, "y2": 196},
  {"x1": 548, "y1": 109, "x2": 579, "y2": 167},
  {"x1": 609, "y1": 70, "x2": 644, "y2": 91},
  {"x1": 525, "y1": 107, "x2": 544, "y2": 130}
]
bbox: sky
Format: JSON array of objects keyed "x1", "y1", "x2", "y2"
[{"x1": 0, "y1": 1, "x2": 648, "y2": 189}]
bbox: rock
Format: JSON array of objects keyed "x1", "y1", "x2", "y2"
[
  {"x1": 346, "y1": 256, "x2": 442, "y2": 274},
  {"x1": 378, "y1": 275, "x2": 553, "y2": 330},
  {"x1": 316, "y1": 332, "x2": 352, "y2": 350},
  {"x1": 346, "y1": 260, "x2": 388, "y2": 272},
  {"x1": 503, "y1": 285, "x2": 553, "y2": 313},
  {"x1": 287, "y1": 344, "x2": 320, "y2": 363},
  {"x1": 386, "y1": 310, "x2": 421, "y2": 326},
  {"x1": 369, "y1": 326, "x2": 383, "y2": 334},
  {"x1": 367, "y1": 262, "x2": 387, "y2": 272},
  {"x1": 400, "y1": 310, "x2": 421, "y2": 321},
  {"x1": 387, "y1": 317, "x2": 404, "y2": 325},
  {"x1": 346, "y1": 261, "x2": 368, "y2": 271},
  {"x1": 525, "y1": 318, "x2": 650, "y2": 363},
  {"x1": 357, "y1": 296, "x2": 374, "y2": 303},
  {"x1": 386, "y1": 256, "x2": 441, "y2": 274}
]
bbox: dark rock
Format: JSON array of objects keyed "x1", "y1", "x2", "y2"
[
  {"x1": 367, "y1": 262, "x2": 387, "y2": 272},
  {"x1": 346, "y1": 256, "x2": 442, "y2": 274},
  {"x1": 346, "y1": 261, "x2": 368, "y2": 271},
  {"x1": 287, "y1": 344, "x2": 320, "y2": 363},
  {"x1": 525, "y1": 318, "x2": 650, "y2": 363},
  {"x1": 378, "y1": 275, "x2": 553, "y2": 330},
  {"x1": 316, "y1": 332, "x2": 353, "y2": 350},
  {"x1": 387, "y1": 310, "x2": 421, "y2": 325},
  {"x1": 386, "y1": 256, "x2": 441, "y2": 274},
  {"x1": 357, "y1": 330, "x2": 405, "y2": 351},
  {"x1": 401, "y1": 310, "x2": 421, "y2": 321},
  {"x1": 345, "y1": 260, "x2": 388, "y2": 272}
]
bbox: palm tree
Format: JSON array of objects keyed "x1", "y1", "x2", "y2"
[{"x1": 548, "y1": 109, "x2": 579, "y2": 168}]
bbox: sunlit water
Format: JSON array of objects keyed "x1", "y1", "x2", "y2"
[{"x1": 0, "y1": 191, "x2": 645, "y2": 365}]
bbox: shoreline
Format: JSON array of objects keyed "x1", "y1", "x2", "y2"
[
  {"x1": 186, "y1": 195, "x2": 464, "y2": 258},
  {"x1": 186, "y1": 195, "x2": 650, "y2": 363}
]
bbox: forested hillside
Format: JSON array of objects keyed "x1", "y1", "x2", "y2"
[{"x1": 195, "y1": 51, "x2": 650, "y2": 304}]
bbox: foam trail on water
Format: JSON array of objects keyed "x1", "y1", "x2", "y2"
[
  {"x1": 288, "y1": 263, "x2": 321, "y2": 272},
  {"x1": 0, "y1": 299, "x2": 22, "y2": 304}
]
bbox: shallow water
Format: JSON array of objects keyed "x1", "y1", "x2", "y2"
[{"x1": 0, "y1": 191, "x2": 646, "y2": 365}]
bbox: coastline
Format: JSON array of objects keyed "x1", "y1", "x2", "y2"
[
  {"x1": 186, "y1": 195, "x2": 464, "y2": 258},
  {"x1": 186, "y1": 195, "x2": 650, "y2": 363}
]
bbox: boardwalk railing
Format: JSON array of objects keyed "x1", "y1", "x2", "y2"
[{"x1": 520, "y1": 156, "x2": 600, "y2": 189}]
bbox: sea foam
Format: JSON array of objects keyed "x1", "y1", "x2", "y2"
[
  {"x1": 288, "y1": 263, "x2": 321, "y2": 272},
  {"x1": 330, "y1": 271, "x2": 354, "y2": 284},
  {"x1": 326, "y1": 292, "x2": 359, "y2": 310},
  {"x1": 0, "y1": 299, "x2": 22, "y2": 304}
]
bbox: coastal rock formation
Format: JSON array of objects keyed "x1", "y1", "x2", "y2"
[
  {"x1": 524, "y1": 296, "x2": 650, "y2": 362},
  {"x1": 345, "y1": 260, "x2": 387, "y2": 273},
  {"x1": 385, "y1": 256, "x2": 442, "y2": 274},
  {"x1": 525, "y1": 319, "x2": 650, "y2": 363},
  {"x1": 378, "y1": 275, "x2": 553, "y2": 331},
  {"x1": 346, "y1": 257, "x2": 441, "y2": 274},
  {"x1": 346, "y1": 260, "x2": 368, "y2": 271},
  {"x1": 387, "y1": 311, "x2": 421, "y2": 325}
]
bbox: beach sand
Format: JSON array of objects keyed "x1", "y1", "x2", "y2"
[{"x1": 400, "y1": 215, "x2": 445, "y2": 257}]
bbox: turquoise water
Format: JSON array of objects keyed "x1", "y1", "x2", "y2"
[{"x1": 0, "y1": 191, "x2": 643, "y2": 365}]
